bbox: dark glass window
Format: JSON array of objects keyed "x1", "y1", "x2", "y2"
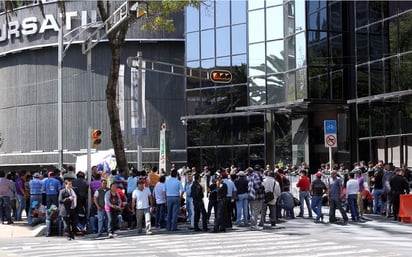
[
  {"x1": 186, "y1": 61, "x2": 200, "y2": 90},
  {"x1": 308, "y1": 40, "x2": 328, "y2": 66},
  {"x1": 400, "y1": 53, "x2": 412, "y2": 91},
  {"x1": 369, "y1": 22, "x2": 383, "y2": 61},
  {"x1": 214, "y1": 117, "x2": 233, "y2": 145},
  {"x1": 187, "y1": 120, "x2": 201, "y2": 146},
  {"x1": 401, "y1": 95, "x2": 412, "y2": 134},
  {"x1": 370, "y1": 61, "x2": 384, "y2": 95},
  {"x1": 385, "y1": 102, "x2": 401, "y2": 135},
  {"x1": 369, "y1": 1, "x2": 383, "y2": 24},
  {"x1": 216, "y1": 0, "x2": 230, "y2": 27},
  {"x1": 371, "y1": 103, "x2": 385, "y2": 136},
  {"x1": 356, "y1": 28, "x2": 368, "y2": 64},
  {"x1": 233, "y1": 147, "x2": 249, "y2": 170},
  {"x1": 385, "y1": 17, "x2": 398, "y2": 57},
  {"x1": 330, "y1": 34, "x2": 343, "y2": 66},
  {"x1": 187, "y1": 90, "x2": 201, "y2": 114},
  {"x1": 202, "y1": 147, "x2": 216, "y2": 167},
  {"x1": 231, "y1": 84, "x2": 248, "y2": 107},
  {"x1": 216, "y1": 147, "x2": 233, "y2": 168},
  {"x1": 356, "y1": 1, "x2": 368, "y2": 28},
  {"x1": 249, "y1": 145, "x2": 265, "y2": 166},
  {"x1": 215, "y1": 87, "x2": 232, "y2": 112},
  {"x1": 231, "y1": 55, "x2": 248, "y2": 84},
  {"x1": 249, "y1": 115, "x2": 264, "y2": 144},
  {"x1": 200, "y1": 119, "x2": 217, "y2": 145},
  {"x1": 233, "y1": 116, "x2": 248, "y2": 145},
  {"x1": 328, "y1": 1, "x2": 342, "y2": 32},
  {"x1": 308, "y1": 67, "x2": 329, "y2": 99},
  {"x1": 187, "y1": 148, "x2": 201, "y2": 166},
  {"x1": 399, "y1": 12, "x2": 412, "y2": 53},
  {"x1": 356, "y1": 65, "x2": 369, "y2": 98},
  {"x1": 357, "y1": 103, "x2": 369, "y2": 138},
  {"x1": 308, "y1": 1, "x2": 319, "y2": 14},
  {"x1": 385, "y1": 57, "x2": 398, "y2": 93},
  {"x1": 331, "y1": 69, "x2": 343, "y2": 100},
  {"x1": 199, "y1": 88, "x2": 215, "y2": 114}
]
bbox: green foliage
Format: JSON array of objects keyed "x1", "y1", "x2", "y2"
[{"x1": 140, "y1": 0, "x2": 202, "y2": 32}]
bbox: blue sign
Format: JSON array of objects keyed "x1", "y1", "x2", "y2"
[{"x1": 324, "y1": 120, "x2": 337, "y2": 134}]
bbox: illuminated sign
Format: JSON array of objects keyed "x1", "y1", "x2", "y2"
[{"x1": 210, "y1": 70, "x2": 232, "y2": 83}]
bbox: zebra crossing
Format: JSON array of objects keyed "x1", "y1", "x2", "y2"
[{"x1": 0, "y1": 224, "x2": 402, "y2": 257}]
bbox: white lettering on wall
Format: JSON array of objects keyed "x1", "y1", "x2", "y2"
[
  {"x1": 0, "y1": 24, "x2": 6, "y2": 41},
  {"x1": 39, "y1": 14, "x2": 59, "y2": 33},
  {"x1": 8, "y1": 21, "x2": 20, "y2": 39},
  {"x1": 65, "y1": 11, "x2": 77, "y2": 30},
  {"x1": 21, "y1": 17, "x2": 38, "y2": 36}
]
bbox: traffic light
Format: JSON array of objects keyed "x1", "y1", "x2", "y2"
[
  {"x1": 92, "y1": 129, "x2": 102, "y2": 148},
  {"x1": 210, "y1": 70, "x2": 232, "y2": 83},
  {"x1": 128, "y1": 1, "x2": 147, "y2": 19}
]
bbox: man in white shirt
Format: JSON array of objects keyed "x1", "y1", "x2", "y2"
[
  {"x1": 346, "y1": 172, "x2": 360, "y2": 221},
  {"x1": 131, "y1": 179, "x2": 154, "y2": 235}
]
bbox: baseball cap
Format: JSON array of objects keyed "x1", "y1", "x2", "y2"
[{"x1": 315, "y1": 172, "x2": 323, "y2": 178}]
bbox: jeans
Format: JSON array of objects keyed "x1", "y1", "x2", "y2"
[
  {"x1": 0, "y1": 196, "x2": 12, "y2": 223},
  {"x1": 46, "y1": 195, "x2": 58, "y2": 209},
  {"x1": 16, "y1": 194, "x2": 26, "y2": 221},
  {"x1": 186, "y1": 196, "x2": 194, "y2": 226},
  {"x1": 311, "y1": 195, "x2": 323, "y2": 221},
  {"x1": 97, "y1": 209, "x2": 107, "y2": 235},
  {"x1": 166, "y1": 196, "x2": 180, "y2": 231},
  {"x1": 46, "y1": 218, "x2": 62, "y2": 236},
  {"x1": 235, "y1": 193, "x2": 249, "y2": 224},
  {"x1": 348, "y1": 194, "x2": 359, "y2": 220},
  {"x1": 155, "y1": 203, "x2": 166, "y2": 228},
  {"x1": 299, "y1": 191, "x2": 312, "y2": 217},
  {"x1": 372, "y1": 188, "x2": 384, "y2": 214},
  {"x1": 89, "y1": 215, "x2": 97, "y2": 234},
  {"x1": 106, "y1": 209, "x2": 122, "y2": 234}
]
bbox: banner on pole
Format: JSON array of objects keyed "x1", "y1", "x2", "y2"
[{"x1": 131, "y1": 60, "x2": 147, "y2": 135}]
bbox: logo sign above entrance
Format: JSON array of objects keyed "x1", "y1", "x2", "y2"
[{"x1": 210, "y1": 70, "x2": 232, "y2": 83}]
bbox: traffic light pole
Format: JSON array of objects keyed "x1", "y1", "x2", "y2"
[
  {"x1": 57, "y1": 26, "x2": 64, "y2": 170},
  {"x1": 137, "y1": 51, "x2": 143, "y2": 170},
  {"x1": 86, "y1": 44, "x2": 93, "y2": 217}
]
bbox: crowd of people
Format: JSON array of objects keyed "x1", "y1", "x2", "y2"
[{"x1": 0, "y1": 160, "x2": 410, "y2": 239}]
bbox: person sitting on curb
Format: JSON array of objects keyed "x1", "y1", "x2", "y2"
[
  {"x1": 46, "y1": 204, "x2": 61, "y2": 237},
  {"x1": 31, "y1": 200, "x2": 46, "y2": 226}
]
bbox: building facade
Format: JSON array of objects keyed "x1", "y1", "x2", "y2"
[
  {"x1": 184, "y1": 0, "x2": 412, "y2": 173},
  {"x1": 0, "y1": 1, "x2": 187, "y2": 170}
]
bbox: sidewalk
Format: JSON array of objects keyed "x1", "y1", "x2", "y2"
[{"x1": 0, "y1": 221, "x2": 45, "y2": 238}]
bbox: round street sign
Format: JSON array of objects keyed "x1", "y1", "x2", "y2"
[{"x1": 325, "y1": 134, "x2": 337, "y2": 147}]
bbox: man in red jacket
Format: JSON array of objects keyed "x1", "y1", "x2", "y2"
[{"x1": 296, "y1": 170, "x2": 313, "y2": 218}]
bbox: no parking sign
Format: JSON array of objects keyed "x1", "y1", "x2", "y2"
[{"x1": 324, "y1": 120, "x2": 337, "y2": 148}]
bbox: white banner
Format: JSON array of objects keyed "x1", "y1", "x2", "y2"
[{"x1": 131, "y1": 60, "x2": 146, "y2": 135}]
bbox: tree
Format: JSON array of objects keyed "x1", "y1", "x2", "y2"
[
  {"x1": 1, "y1": 0, "x2": 201, "y2": 172},
  {"x1": 96, "y1": 0, "x2": 201, "y2": 172}
]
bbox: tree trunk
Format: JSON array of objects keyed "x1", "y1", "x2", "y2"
[{"x1": 106, "y1": 41, "x2": 128, "y2": 172}]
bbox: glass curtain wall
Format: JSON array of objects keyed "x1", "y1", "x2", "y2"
[
  {"x1": 355, "y1": 1, "x2": 412, "y2": 166},
  {"x1": 185, "y1": 0, "x2": 264, "y2": 171}
]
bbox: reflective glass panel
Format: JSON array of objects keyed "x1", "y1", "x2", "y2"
[
  {"x1": 216, "y1": 56, "x2": 230, "y2": 67},
  {"x1": 330, "y1": 34, "x2": 343, "y2": 65},
  {"x1": 267, "y1": 73, "x2": 285, "y2": 104},
  {"x1": 296, "y1": 32, "x2": 306, "y2": 69},
  {"x1": 329, "y1": 1, "x2": 342, "y2": 32},
  {"x1": 266, "y1": 0, "x2": 283, "y2": 7},
  {"x1": 356, "y1": 1, "x2": 368, "y2": 28},
  {"x1": 248, "y1": 9, "x2": 265, "y2": 43},
  {"x1": 200, "y1": 0, "x2": 214, "y2": 30},
  {"x1": 386, "y1": 102, "x2": 401, "y2": 135},
  {"x1": 399, "y1": 12, "x2": 412, "y2": 53},
  {"x1": 217, "y1": 147, "x2": 233, "y2": 167},
  {"x1": 286, "y1": 71, "x2": 296, "y2": 102},
  {"x1": 295, "y1": 0, "x2": 305, "y2": 32},
  {"x1": 201, "y1": 59, "x2": 214, "y2": 69},
  {"x1": 401, "y1": 95, "x2": 412, "y2": 134},
  {"x1": 248, "y1": 0, "x2": 264, "y2": 10},
  {"x1": 186, "y1": 6, "x2": 199, "y2": 33},
  {"x1": 331, "y1": 69, "x2": 343, "y2": 100},
  {"x1": 356, "y1": 28, "x2": 368, "y2": 64},
  {"x1": 266, "y1": 6, "x2": 283, "y2": 41},
  {"x1": 187, "y1": 121, "x2": 201, "y2": 146},
  {"x1": 214, "y1": 117, "x2": 232, "y2": 145},
  {"x1": 231, "y1": 0, "x2": 247, "y2": 24},
  {"x1": 296, "y1": 68, "x2": 307, "y2": 99},
  {"x1": 369, "y1": 22, "x2": 383, "y2": 61},
  {"x1": 266, "y1": 40, "x2": 285, "y2": 73},
  {"x1": 369, "y1": 1, "x2": 383, "y2": 24},
  {"x1": 249, "y1": 115, "x2": 265, "y2": 144},
  {"x1": 232, "y1": 24, "x2": 247, "y2": 55},
  {"x1": 216, "y1": 26, "x2": 230, "y2": 57},
  {"x1": 248, "y1": 42, "x2": 266, "y2": 77},
  {"x1": 200, "y1": 88, "x2": 215, "y2": 115},
  {"x1": 186, "y1": 90, "x2": 201, "y2": 114},
  {"x1": 231, "y1": 84, "x2": 248, "y2": 107},
  {"x1": 186, "y1": 32, "x2": 199, "y2": 61},
  {"x1": 357, "y1": 103, "x2": 369, "y2": 138},
  {"x1": 233, "y1": 146, "x2": 249, "y2": 170},
  {"x1": 201, "y1": 29, "x2": 215, "y2": 59},
  {"x1": 216, "y1": 0, "x2": 230, "y2": 27},
  {"x1": 371, "y1": 103, "x2": 385, "y2": 136}
]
